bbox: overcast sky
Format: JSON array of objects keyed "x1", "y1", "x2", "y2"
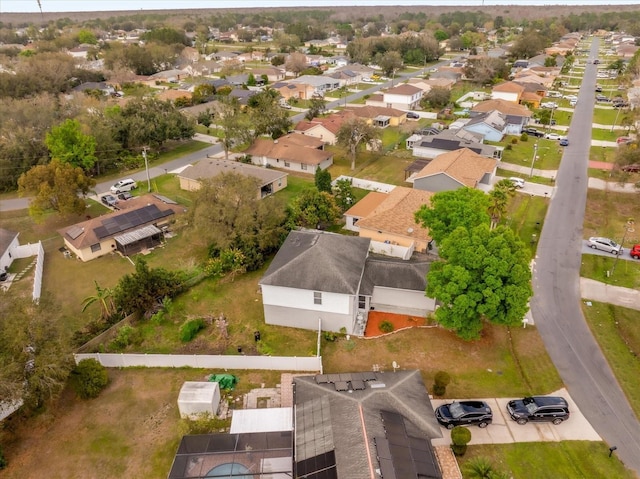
[{"x1": 3, "y1": 0, "x2": 640, "y2": 14}]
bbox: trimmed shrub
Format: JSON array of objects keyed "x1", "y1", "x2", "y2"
[
  {"x1": 109, "y1": 324, "x2": 141, "y2": 351},
  {"x1": 432, "y1": 371, "x2": 451, "y2": 397},
  {"x1": 180, "y1": 318, "x2": 206, "y2": 342},
  {"x1": 379, "y1": 320, "x2": 394, "y2": 333},
  {"x1": 70, "y1": 358, "x2": 109, "y2": 399},
  {"x1": 451, "y1": 426, "x2": 471, "y2": 456}
]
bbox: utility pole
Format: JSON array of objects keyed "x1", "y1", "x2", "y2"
[
  {"x1": 142, "y1": 147, "x2": 151, "y2": 192},
  {"x1": 611, "y1": 219, "x2": 635, "y2": 276},
  {"x1": 529, "y1": 142, "x2": 538, "y2": 178}
]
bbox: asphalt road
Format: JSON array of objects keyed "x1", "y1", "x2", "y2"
[{"x1": 531, "y1": 37, "x2": 640, "y2": 474}]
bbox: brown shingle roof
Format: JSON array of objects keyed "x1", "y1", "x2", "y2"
[
  {"x1": 355, "y1": 187, "x2": 433, "y2": 242},
  {"x1": 244, "y1": 137, "x2": 332, "y2": 165},
  {"x1": 414, "y1": 148, "x2": 497, "y2": 188},
  {"x1": 344, "y1": 105, "x2": 406, "y2": 119},
  {"x1": 472, "y1": 99, "x2": 532, "y2": 117},
  {"x1": 294, "y1": 113, "x2": 352, "y2": 135},
  {"x1": 178, "y1": 158, "x2": 287, "y2": 188},
  {"x1": 492, "y1": 81, "x2": 525, "y2": 94},
  {"x1": 385, "y1": 84, "x2": 422, "y2": 95},
  {"x1": 344, "y1": 191, "x2": 388, "y2": 218}
]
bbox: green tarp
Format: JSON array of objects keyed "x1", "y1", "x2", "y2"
[{"x1": 208, "y1": 374, "x2": 238, "y2": 390}]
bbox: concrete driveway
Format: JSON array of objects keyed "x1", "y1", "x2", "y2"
[{"x1": 431, "y1": 389, "x2": 600, "y2": 446}]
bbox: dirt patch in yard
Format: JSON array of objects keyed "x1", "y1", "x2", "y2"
[{"x1": 364, "y1": 311, "x2": 428, "y2": 337}]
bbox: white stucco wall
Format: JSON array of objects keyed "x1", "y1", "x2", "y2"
[{"x1": 261, "y1": 284, "x2": 351, "y2": 314}]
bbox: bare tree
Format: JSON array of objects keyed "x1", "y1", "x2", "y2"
[
  {"x1": 336, "y1": 117, "x2": 380, "y2": 170},
  {"x1": 285, "y1": 51, "x2": 308, "y2": 77}
]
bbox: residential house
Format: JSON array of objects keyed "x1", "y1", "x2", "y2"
[
  {"x1": 67, "y1": 45, "x2": 91, "y2": 59},
  {"x1": 156, "y1": 89, "x2": 193, "y2": 103},
  {"x1": 471, "y1": 99, "x2": 533, "y2": 127},
  {"x1": 213, "y1": 51, "x2": 238, "y2": 62},
  {"x1": 345, "y1": 186, "x2": 434, "y2": 255},
  {"x1": 293, "y1": 370, "x2": 443, "y2": 479},
  {"x1": 0, "y1": 228, "x2": 19, "y2": 273},
  {"x1": 250, "y1": 66, "x2": 285, "y2": 82},
  {"x1": 491, "y1": 81, "x2": 524, "y2": 103},
  {"x1": 177, "y1": 158, "x2": 288, "y2": 198},
  {"x1": 618, "y1": 44, "x2": 640, "y2": 58},
  {"x1": 411, "y1": 77, "x2": 456, "y2": 90},
  {"x1": 148, "y1": 69, "x2": 189, "y2": 83},
  {"x1": 410, "y1": 129, "x2": 502, "y2": 160},
  {"x1": 289, "y1": 75, "x2": 340, "y2": 96},
  {"x1": 345, "y1": 105, "x2": 407, "y2": 128},
  {"x1": 381, "y1": 84, "x2": 423, "y2": 110},
  {"x1": 334, "y1": 63, "x2": 375, "y2": 79},
  {"x1": 272, "y1": 81, "x2": 315, "y2": 101},
  {"x1": 487, "y1": 47, "x2": 508, "y2": 58},
  {"x1": 243, "y1": 134, "x2": 333, "y2": 174},
  {"x1": 411, "y1": 148, "x2": 498, "y2": 193},
  {"x1": 58, "y1": 195, "x2": 183, "y2": 262},
  {"x1": 328, "y1": 69, "x2": 360, "y2": 86},
  {"x1": 430, "y1": 67, "x2": 464, "y2": 82},
  {"x1": 229, "y1": 88, "x2": 257, "y2": 106},
  {"x1": 462, "y1": 109, "x2": 507, "y2": 142},
  {"x1": 293, "y1": 113, "x2": 349, "y2": 145},
  {"x1": 71, "y1": 81, "x2": 116, "y2": 96},
  {"x1": 259, "y1": 229, "x2": 435, "y2": 335}
]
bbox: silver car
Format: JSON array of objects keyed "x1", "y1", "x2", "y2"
[{"x1": 587, "y1": 237, "x2": 623, "y2": 255}]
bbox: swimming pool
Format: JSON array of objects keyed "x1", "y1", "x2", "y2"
[{"x1": 206, "y1": 462, "x2": 252, "y2": 478}]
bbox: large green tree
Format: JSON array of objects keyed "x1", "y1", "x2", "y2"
[
  {"x1": 215, "y1": 96, "x2": 252, "y2": 160},
  {"x1": 17, "y1": 159, "x2": 95, "y2": 218},
  {"x1": 414, "y1": 188, "x2": 490, "y2": 245},
  {"x1": 288, "y1": 189, "x2": 340, "y2": 228},
  {"x1": 45, "y1": 119, "x2": 97, "y2": 171},
  {"x1": 188, "y1": 172, "x2": 288, "y2": 270},
  {"x1": 113, "y1": 258, "x2": 184, "y2": 317},
  {"x1": 247, "y1": 88, "x2": 292, "y2": 139},
  {"x1": 427, "y1": 225, "x2": 532, "y2": 340}
]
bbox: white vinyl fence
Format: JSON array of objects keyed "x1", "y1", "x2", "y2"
[
  {"x1": 369, "y1": 240, "x2": 414, "y2": 260},
  {"x1": 32, "y1": 242, "x2": 44, "y2": 302},
  {"x1": 74, "y1": 353, "x2": 322, "y2": 372},
  {"x1": 332, "y1": 176, "x2": 396, "y2": 193}
]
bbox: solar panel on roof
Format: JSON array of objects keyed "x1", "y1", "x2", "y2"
[
  {"x1": 94, "y1": 205, "x2": 173, "y2": 239},
  {"x1": 66, "y1": 225, "x2": 84, "y2": 240},
  {"x1": 362, "y1": 371, "x2": 377, "y2": 381},
  {"x1": 334, "y1": 381, "x2": 349, "y2": 392},
  {"x1": 351, "y1": 380, "x2": 365, "y2": 391}
]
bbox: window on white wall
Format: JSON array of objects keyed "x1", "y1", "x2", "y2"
[{"x1": 313, "y1": 291, "x2": 322, "y2": 305}]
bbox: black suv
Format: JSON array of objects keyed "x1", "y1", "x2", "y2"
[
  {"x1": 507, "y1": 396, "x2": 570, "y2": 425},
  {"x1": 435, "y1": 401, "x2": 493, "y2": 429},
  {"x1": 523, "y1": 127, "x2": 544, "y2": 138}
]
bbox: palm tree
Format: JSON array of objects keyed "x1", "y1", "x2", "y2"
[
  {"x1": 81, "y1": 281, "x2": 115, "y2": 320},
  {"x1": 488, "y1": 179, "x2": 517, "y2": 229}
]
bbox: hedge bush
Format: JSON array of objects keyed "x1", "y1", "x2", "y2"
[
  {"x1": 180, "y1": 318, "x2": 206, "y2": 342},
  {"x1": 70, "y1": 358, "x2": 109, "y2": 399}
]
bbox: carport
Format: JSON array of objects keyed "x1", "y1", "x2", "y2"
[{"x1": 114, "y1": 224, "x2": 164, "y2": 256}]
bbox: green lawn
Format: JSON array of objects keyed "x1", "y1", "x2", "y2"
[
  {"x1": 327, "y1": 146, "x2": 414, "y2": 186},
  {"x1": 591, "y1": 128, "x2": 622, "y2": 142},
  {"x1": 582, "y1": 302, "x2": 640, "y2": 419},
  {"x1": 589, "y1": 145, "x2": 617, "y2": 163},
  {"x1": 274, "y1": 174, "x2": 314, "y2": 205},
  {"x1": 580, "y1": 255, "x2": 640, "y2": 289},
  {"x1": 592, "y1": 107, "x2": 620, "y2": 125},
  {"x1": 496, "y1": 168, "x2": 555, "y2": 186},
  {"x1": 500, "y1": 138, "x2": 562, "y2": 170},
  {"x1": 503, "y1": 194, "x2": 550, "y2": 258},
  {"x1": 460, "y1": 442, "x2": 635, "y2": 479},
  {"x1": 583, "y1": 189, "x2": 640, "y2": 240}
]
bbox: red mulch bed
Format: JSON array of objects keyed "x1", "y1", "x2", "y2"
[{"x1": 364, "y1": 311, "x2": 427, "y2": 338}]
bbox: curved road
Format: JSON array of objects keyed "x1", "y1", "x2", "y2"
[{"x1": 532, "y1": 37, "x2": 640, "y2": 474}]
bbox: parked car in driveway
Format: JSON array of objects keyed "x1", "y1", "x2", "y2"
[
  {"x1": 545, "y1": 132, "x2": 561, "y2": 140},
  {"x1": 101, "y1": 194, "x2": 118, "y2": 208},
  {"x1": 587, "y1": 236, "x2": 623, "y2": 255},
  {"x1": 559, "y1": 138, "x2": 569, "y2": 146},
  {"x1": 523, "y1": 127, "x2": 544, "y2": 138},
  {"x1": 616, "y1": 136, "x2": 632, "y2": 145},
  {"x1": 630, "y1": 244, "x2": 640, "y2": 260},
  {"x1": 507, "y1": 396, "x2": 570, "y2": 425},
  {"x1": 621, "y1": 163, "x2": 640, "y2": 172},
  {"x1": 117, "y1": 191, "x2": 133, "y2": 201},
  {"x1": 540, "y1": 101, "x2": 558, "y2": 109},
  {"x1": 406, "y1": 111, "x2": 420, "y2": 119},
  {"x1": 110, "y1": 178, "x2": 137, "y2": 194},
  {"x1": 435, "y1": 401, "x2": 493, "y2": 429}
]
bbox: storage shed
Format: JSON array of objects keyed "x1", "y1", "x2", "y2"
[{"x1": 177, "y1": 381, "x2": 221, "y2": 419}]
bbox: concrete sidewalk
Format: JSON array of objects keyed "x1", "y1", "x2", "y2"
[
  {"x1": 580, "y1": 277, "x2": 640, "y2": 311},
  {"x1": 431, "y1": 388, "x2": 600, "y2": 446}
]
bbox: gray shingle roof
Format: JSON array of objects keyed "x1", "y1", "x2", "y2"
[
  {"x1": 359, "y1": 256, "x2": 430, "y2": 296},
  {"x1": 294, "y1": 370, "x2": 442, "y2": 479},
  {"x1": 259, "y1": 230, "x2": 370, "y2": 294}
]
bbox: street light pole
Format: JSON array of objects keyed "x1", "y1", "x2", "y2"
[
  {"x1": 611, "y1": 105, "x2": 622, "y2": 133},
  {"x1": 142, "y1": 146, "x2": 151, "y2": 192},
  {"x1": 611, "y1": 219, "x2": 635, "y2": 276},
  {"x1": 529, "y1": 142, "x2": 538, "y2": 178}
]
